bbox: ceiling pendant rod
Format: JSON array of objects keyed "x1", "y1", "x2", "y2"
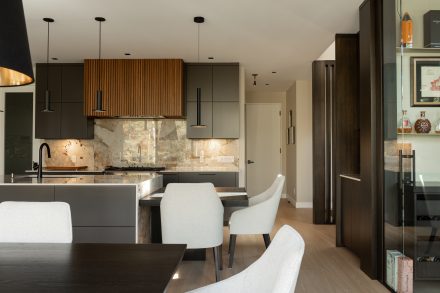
[
  {"x1": 42, "y1": 18, "x2": 54, "y2": 112},
  {"x1": 191, "y1": 16, "x2": 206, "y2": 129},
  {"x1": 94, "y1": 17, "x2": 106, "y2": 112}
]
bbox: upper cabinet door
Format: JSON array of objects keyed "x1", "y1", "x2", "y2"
[
  {"x1": 213, "y1": 65, "x2": 239, "y2": 102},
  {"x1": 186, "y1": 65, "x2": 212, "y2": 102},
  {"x1": 186, "y1": 101, "x2": 213, "y2": 138},
  {"x1": 62, "y1": 64, "x2": 84, "y2": 102},
  {"x1": 35, "y1": 102, "x2": 62, "y2": 139},
  {"x1": 35, "y1": 64, "x2": 62, "y2": 103}
]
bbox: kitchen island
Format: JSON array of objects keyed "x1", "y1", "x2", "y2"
[{"x1": 0, "y1": 174, "x2": 162, "y2": 244}]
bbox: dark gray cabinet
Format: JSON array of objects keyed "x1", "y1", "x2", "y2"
[
  {"x1": 35, "y1": 103, "x2": 62, "y2": 139},
  {"x1": 186, "y1": 63, "x2": 239, "y2": 139},
  {"x1": 54, "y1": 186, "x2": 137, "y2": 227},
  {"x1": 160, "y1": 171, "x2": 238, "y2": 187},
  {"x1": 186, "y1": 101, "x2": 213, "y2": 138},
  {"x1": 186, "y1": 65, "x2": 212, "y2": 102},
  {"x1": 213, "y1": 102, "x2": 239, "y2": 138},
  {"x1": 35, "y1": 63, "x2": 94, "y2": 139},
  {"x1": 61, "y1": 64, "x2": 84, "y2": 102},
  {"x1": 0, "y1": 186, "x2": 54, "y2": 202},
  {"x1": 213, "y1": 65, "x2": 239, "y2": 102},
  {"x1": 0, "y1": 184, "x2": 138, "y2": 244},
  {"x1": 35, "y1": 64, "x2": 62, "y2": 103}
]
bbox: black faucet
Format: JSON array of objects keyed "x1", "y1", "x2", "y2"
[{"x1": 37, "y1": 143, "x2": 51, "y2": 180}]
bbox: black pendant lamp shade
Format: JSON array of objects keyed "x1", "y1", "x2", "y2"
[
  {"x1": 94, "y1": 17, "x2": 106, "y2": 112},
  {"x1": 41, "y1": 18, "x2": 54, "y2": 112},
  {"x1": 191, "y1": 16, "x2": 206, "y2": 128},
  {"x1": 0, "y1": 0, "x2": 34, "y2": 87}
]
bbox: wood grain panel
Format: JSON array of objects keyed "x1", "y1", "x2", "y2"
[{"x1": 84, "y1": 59, "x2": 183, "y2": 117}]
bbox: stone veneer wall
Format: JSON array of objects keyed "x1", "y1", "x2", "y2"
[{"x1": 43, "y1": 119, "x2": 239, "y2": 171}]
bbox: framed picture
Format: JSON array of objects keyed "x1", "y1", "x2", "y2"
[{"x1": 411, "y1": 57, "x2": 440, "y2": 107}]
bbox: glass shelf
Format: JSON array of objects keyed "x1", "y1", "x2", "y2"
[
  {"x1": 395, "y1": 47, "x2": 440, "y2": 53},
  {"x1": 397, "y1": 132, "x2": 440, "y2": 136}
]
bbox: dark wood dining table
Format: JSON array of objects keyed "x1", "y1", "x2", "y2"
[{"x1": 0, "y1": 243, "x2": 186, "y2": 293}]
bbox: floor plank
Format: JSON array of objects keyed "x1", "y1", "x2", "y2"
[{"x1": 167, "y1": 199, "x2": 388, "y2": 292}]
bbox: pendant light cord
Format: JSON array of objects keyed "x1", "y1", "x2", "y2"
[
  {"x1": 46, "y1": 20, "x2": 50, "y2": 92},
  {"x1": 197, "y1": 23, "x2": 200, "y2": 63},
  {"x1": 98, "y1": 20, "x2": 102, "y2": 91}
]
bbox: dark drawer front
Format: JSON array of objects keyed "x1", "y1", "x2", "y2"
[
  {"x1": 54, "y1": 186, "x2": 137, "y2": 227},
  {"x1": 0, "y1": 186, "x2": 54, "y2": 202},
  {"x1": 162, "y1": 173, "x2": 179, "y2": 187},
  {"x1": 73, "y1": 227, "x2": 136, "y2": 244},
  {"x1": 179, "y1": 172, "x2": 237, "y2": 187}
]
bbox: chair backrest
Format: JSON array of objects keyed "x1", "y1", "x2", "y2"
[
  {"x1": 249, "y1": 174, "x2": 285, "y2": 206},
  {"x1": 0, "y1": 201, "x2": 73, "y2": 243},
  {"x1": 160, "y1": 183, "x2": 224, "y2": 249},
  {"x1": 254, "y1": 225, "x2": 304, "y2": 292}
]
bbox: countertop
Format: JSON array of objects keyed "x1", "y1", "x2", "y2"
[
  {"x1": 0, "y1": 174, "x2": 161, "y2": 185},
  {"x1": 159, "y1": 166, "x2": 239, "y2": 173}
]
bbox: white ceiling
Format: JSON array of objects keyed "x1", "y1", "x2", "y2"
[{"x1": 23, "y1": 0, "x2": 363, "y2": 92}]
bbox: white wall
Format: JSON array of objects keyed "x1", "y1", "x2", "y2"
[
  {"x1": 285, "y1": 80, "x2": 313, "y2": 208},
  {"x1": 0, "y1": 80, "x2": 41, "y2": 175},
  {"x1": 286, "y1": 83, "x2": 297, "y2": 204},
  {"x1": 239, "y1": 66, "x2": 246, "y2": 187},
  {"x1": 317, "y1": 41, "x2": 335, "y2": 61}
]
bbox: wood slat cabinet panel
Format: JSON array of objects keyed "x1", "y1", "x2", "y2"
[{"x1": 84, "y1": 59, "x2": 184, "y2": 117}]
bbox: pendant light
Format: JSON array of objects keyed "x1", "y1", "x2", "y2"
[
  {"x1": 41, "y1": 18, "x2": 54, "y2": 112},
  {"x1": 94, "y1": 17, "x2": 106, "y2": 112},
  {"x1": 191, "y1": 16, "x2": 206, "y2": 129},
  {"x1": 252, "y1": 73, "x2": 258, "y2": 86},
  {"x1": 0, "y1": 0, "x2": 34, "y2": 87}
]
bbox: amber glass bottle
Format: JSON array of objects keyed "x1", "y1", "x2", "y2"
[{"x1": 401, "y1": 12, "x2": 413, "y2": 48}]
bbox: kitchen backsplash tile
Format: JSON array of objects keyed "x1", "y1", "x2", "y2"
[{"x1": 43, "y1": 119, "x2": 239, "y2": 170}]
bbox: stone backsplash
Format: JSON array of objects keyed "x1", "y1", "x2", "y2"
[{"x1": 43, "y1": 119, "x2": 239, "y2": 171}]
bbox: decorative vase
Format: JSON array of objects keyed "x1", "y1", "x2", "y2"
[
  {"x1": 401, "y1": 12, "x2": 413, "y2": 48},
  {"x1": 414, "y1": 111, "x2": 431, "y2": 133},
  {"x1": 397, "y1": 110, "x2": 412, "y2": 133},
  {"x1": 435, "y1": 119, "x2": 440, "y2": 134}
]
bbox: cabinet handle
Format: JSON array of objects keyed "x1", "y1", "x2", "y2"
[{"x1": 198, "y1": 173, "x2": 216, "y2": 176}]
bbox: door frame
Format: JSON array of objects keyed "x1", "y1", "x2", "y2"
[{"x1": 244, "y1": 102, "x2": 282, "y2": 191}]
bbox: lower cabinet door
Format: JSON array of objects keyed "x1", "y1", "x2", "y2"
[
  {"x1": 73, "y1": 227, "x2": 136, "y2": 243},
  {"x1": 54, "y1": 186, "x2": 137, "y2": 226},
  {"x1": 0, "y1": 186, "x2": 54, "y2": 202},
  {"x1": 179, "y1": 172, "x2": 237, "y2": 187}
]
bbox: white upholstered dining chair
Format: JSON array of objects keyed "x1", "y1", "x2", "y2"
[
  {"x1": 0, "y1": 201, "x2": 72, "y2": 243},
  {"x1": 228, "y1": 174, "x2": 285, "y2": 267},
  {"x1": 161, "y1": 183, "x2": 224, "y2": 281},
  {"x1": 187, "y1": 225, "x2": 305, "y2": 293}
]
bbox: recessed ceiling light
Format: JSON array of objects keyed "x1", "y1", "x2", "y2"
[
  {"x1": 208, "y1": 57, "x2": 214, "y2": 60},
  {"x1": 272, "y1": 71, "x2": 277, "y2": 74},
  {"x1": 51, "y1": 57, "x2": 58, "y2": 60},
  {"x1": 124, "y1": 53, "x2": 131, "y2": 56}
]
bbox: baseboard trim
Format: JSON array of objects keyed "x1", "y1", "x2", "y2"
[
  {"x1": 286, "y1": 196, "x2": 313, "y2": 208},
  {"x1": 295, "y1": 201, "x2": 313, "y2": 208},
  {"x1": 282, "y1": 193, "x2": 287, "y2": 199}
]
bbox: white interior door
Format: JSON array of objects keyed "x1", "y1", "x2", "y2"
[{"x1": 246, "y1": 103, "x2": 282, "y2": 196}]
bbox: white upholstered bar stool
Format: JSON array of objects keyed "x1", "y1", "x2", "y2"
[
  {"x1": 0, "y1": 201, "x2": 72, "y2": 243},
  {"x1": 228, "y1": 174, "x2": 285, "y2": 267},
  {"x1": 160, "y1": 183, "x2": 224, "y2": 281},
  {"x1": 187, "y1": 225, "x2": 305, "y2": 293}
]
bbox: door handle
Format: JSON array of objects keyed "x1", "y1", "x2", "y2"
[{"x1": 247, "y1": 160, "x2": 255, "y2": 164}]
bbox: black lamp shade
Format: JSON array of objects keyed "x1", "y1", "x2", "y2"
[{"x1": 0, "y1": 0, "x2": 34, "y2": 87}]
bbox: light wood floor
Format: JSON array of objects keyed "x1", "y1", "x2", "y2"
[{"x1": 167, "y1": 200, "x2": 388, "y2": 293}]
